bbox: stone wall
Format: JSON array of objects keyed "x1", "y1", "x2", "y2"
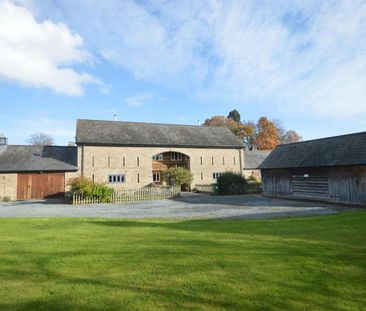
[
  {"x1": 78, "y1": 146, "x2": 244, "y2": 189},
  {"x1": 65, "y1": 171, "x2": 79, "y2": 192},
  {"x1": 0, "y1": 173, "x2": 17, "y2": 200}
]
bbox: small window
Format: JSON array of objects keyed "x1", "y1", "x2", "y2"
[
  {"x1": 171, "y1": 152, "x2": 183, "y2": 161},
  {"x1": 108, "y1": 174, "x2": 125, "y2": 183},
  {"x1": 108, "y1": 156, "x2": 111, "y2": 167},
  {"x1": 212, "y1": 156, "x2": 214, "y2": 165},
  {"x1": 223, "y1": 157, "x2": 225, "y2": 165},
  {"x1": 213, "y1": 172, "x2": 223, "y2": 180},
  {"x1": 153, "y1": 172, "x2": 160, "y2": 182},
  {"x1": 137, "y1": 156, "x2": 140, "y2": 167},
  {"x1": 233, "y1": 157, "x2": 236, "y2": 165},
  {"x1": 137, "y1": 173, "x2": 140, "y2": 183},
  {"x1": 92, "y1": 156, "x2": 95, "y2": 168},
  {"x1": 123, "y1": 156, "x2": 125, "y2": 167},
  {"x1": 92, "y1": 174, "x2": 95, "y2": 182},
  {"x1": 200, "y1": 172, "x2": 203, "y2": 180},
  {"x1": 152, "y1": 153, "x2": 163, "y2": 161},
  {"x1": 200, "y1": 156, "x2": 203, "y2": 165}
]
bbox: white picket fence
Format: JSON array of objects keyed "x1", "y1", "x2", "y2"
[
  {"x1": 72, "y1": 186, "x2": 181, "y2": 205},
  {"x1": 195, "y1": 184, "x2": 213, "y2": 193}
]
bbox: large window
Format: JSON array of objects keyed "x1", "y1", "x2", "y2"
[
  {"x1": 153, "y1": 172, "x2": 161, "y2": 182},
  {"x1": 108, "y1": 174, "x2": 125, "y2": 183},
  {"x1": 152, "y1": 153, "x2": 163, "y2": 161},
  {"x1": 213, "y1": 172, "x2": 223, "y2": 180},
  {"x1": 171, "y1": 152, "x2": 183, "y2": 161}
]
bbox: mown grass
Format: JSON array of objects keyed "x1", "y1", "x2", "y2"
[{"x1": 0, "y1": 212, "x2": 365, "y2": 310}]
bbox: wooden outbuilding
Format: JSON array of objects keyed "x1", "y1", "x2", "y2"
[{"x1": 259, "y1": 132, "x2": 366, "y2": 206}]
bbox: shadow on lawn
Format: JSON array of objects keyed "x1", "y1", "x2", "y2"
[
  {"x1": 1, "y1": 215, "x2": 365, "y2": 311},
  {"x1": 88, "y1": 213, "x2": 362, "y2": 245},
  {"x1": 0, "y1": 268, "x2": 358, "y2": 311}
]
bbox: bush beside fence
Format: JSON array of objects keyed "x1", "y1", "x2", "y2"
[{"x1": 72, "y1": 186, "x2": 181, "y2": 205}]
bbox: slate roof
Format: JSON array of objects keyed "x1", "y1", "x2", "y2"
[
  {"x1": 259, "y1": 131, "x2": 366, "y2": 169},
  {"x1": 76, "y1": 119, "x2": 243, "y2": 148},
  {"x1": 244, "y1": 150, "x2": 271, "y2": 169},
  {"x1": 0, "y1": 145, "x2": 78, "y2": 173}
]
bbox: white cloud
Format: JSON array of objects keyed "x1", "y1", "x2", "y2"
[
  {"x1": 25, "y1": 0, "x2": 366, "y2": 119},
  {"x1": 0, "y1": 1, "x2": 96, "y2": 96},
  {"x1": 124, "y1": 92, "x2": 156, "y2": 107}
]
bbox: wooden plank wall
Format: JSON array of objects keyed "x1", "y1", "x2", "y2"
[
  {"x1": 262, "y1": 166, "x2": 366, "y2": 206},
  {"x1": 329, "y1": 166, "x2": 366, "y2": 205},
  {"x1": 292, "y1": 175, "x2": 329, "y2": 200},
  {"x1": 17, "y1": 173, "x2": 65, "y2": 200},
  {"x1": 261, "y1": 169, "x2": 291, "y2": 197}
]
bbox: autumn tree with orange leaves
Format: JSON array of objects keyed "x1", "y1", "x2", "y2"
[
  {"x1": 203, "y1": 112, "x2": 301, "y2": 150},
  {"x1": 254, "y1": 117, "x2": 280, "y2": 150},
  {"x1": 203, "y1": 116, "x2": 238, "y2": 134}
]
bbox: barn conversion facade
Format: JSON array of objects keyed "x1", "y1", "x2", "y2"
[
  {"x1": 0, "y1": 119, "x2": 244, "y2": 200},
  {"x1": 0, "y1": 144, "x2": 77, "y2": 200},
  {"x1": 76, "y1": 119, "x2": 244, "y2": 190},
  {"x1": 259, "y1": 132, "x2": 366, "y2": 206}
]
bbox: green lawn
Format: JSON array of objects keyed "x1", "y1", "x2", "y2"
[{"x1": 0, "y1": 213, "x2": 365, "y2": 311}]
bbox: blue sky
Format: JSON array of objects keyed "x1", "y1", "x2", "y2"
[{"x1": 1, "y1": 0, "x2": 366, "y2": 145}]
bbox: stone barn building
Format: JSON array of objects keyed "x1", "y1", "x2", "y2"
[
  {"x1": 259, "y1": 131, "x2": 366, "y2": 206},
  {"x1": 76, "y1": 119, "x2": 244, "y2": 190},
  {"x1": 1, "y1": 119, "x2": 247, "y2": 200},
  {"x1": 0, "y1": 143, "x2": 77, "y2": 200}
]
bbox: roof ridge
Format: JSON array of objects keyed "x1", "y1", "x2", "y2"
[
  {"x1": 77, "y1": 118, "x2": 206, "y2": 128},
  {"x1": 276, "y1": 130, "x2": 366, "y2": 147}
]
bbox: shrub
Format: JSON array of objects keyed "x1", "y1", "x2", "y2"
[
  {"x1": 217, "y1": 172, "x2": 247, "y2": 195},
  {"x1": 162, "y1": 166, "x2": 193, "y2": 186},
  {"x1": 68, "y1": 177, "x2": 114, "y2": 203},
  {"x1": 2, "y1": 196, "x2": 10, "y2": 202},
  {"x1": 247, "y1": 174, "x2": 259, "y2": 182}
]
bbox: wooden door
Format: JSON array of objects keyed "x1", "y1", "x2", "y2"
[{"x1": 17, "y1": 173, "x2": 65, "y2": 200}]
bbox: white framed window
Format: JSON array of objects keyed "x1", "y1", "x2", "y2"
[
  {"x1": 108, "y1": 174, "x2": 126, "y2": 183},
  {"x1": 153, "y1": 172, "x2": 161, "y2": 182},
  {"x1": 171, "y1": 152, "x2": 183, "y2": 161},
  {"x1": 213, "y1": 172, "x2": 223, "y2": 180},
  {"x1": 152, "y1": 153, "x2": 163, "y2": 161}
]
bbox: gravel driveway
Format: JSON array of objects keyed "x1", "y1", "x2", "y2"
[{"x1": 0, "y1": 193, "x2": 358, "y2": 219}]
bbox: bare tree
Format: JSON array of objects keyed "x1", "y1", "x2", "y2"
[
  {"x1": 280, "y1": 130, "x2": 302, "y2": 144},
  {"x1": 26, "y1": 132, "x2": 54, "y2": 146}
]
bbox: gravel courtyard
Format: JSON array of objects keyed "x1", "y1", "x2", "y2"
[{"x1": 0, "y1": 193, "x2": 358, "y2": 219}]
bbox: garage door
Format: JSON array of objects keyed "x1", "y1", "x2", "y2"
[
  {"x1": 17, "y1": 173, "x2": 65, "y2": 200},
  {"x1": 291, "y1": 175, "x2": 330, "y2": 200}
]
